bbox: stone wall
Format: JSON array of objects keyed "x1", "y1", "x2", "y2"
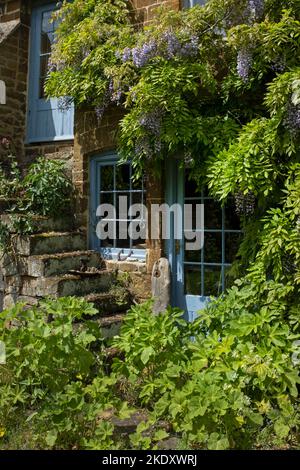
[
  {"x1": 0, "y1": 0, "x2": 74, "y2": 165},
  {"x1": 131, "y1": 0, "x2": 180, "y2": 25},
  {"x1": 0, "y1": 0, "x2": 28, "y2": 161}
]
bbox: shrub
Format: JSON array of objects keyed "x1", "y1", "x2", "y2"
[
  {"x1": 0, "y1": 298, "x2": 299, "y2": 449},
  {"x1": 23, "y1": 157, "x2": 72, "y2": 216},
  {"x1": 112, "y1": 299, "x2": 300, "y2": 450}
]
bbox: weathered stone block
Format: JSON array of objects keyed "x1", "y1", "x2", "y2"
[
  {"x1": 26, "y1": 251, "x2": 103, "y2": 278},
  {"x1": 20, "y1": 272, "x2": 113, "y2": 298},
  {"x1": 16, "y1": 232, "x2": 86, "y2": 256}
]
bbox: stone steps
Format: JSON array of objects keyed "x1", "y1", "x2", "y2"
[
  {"x1": 19, "y1": 272, "x2": 113, "y2": 298},
  {"x1": 25, "y1": 251, "x2": 104, "y2": 277},
  {"x1": 97, "y1": 313, "x2": 125, "y2": 338},
  {"x1": 0, "y1": 214, "x2": 75, "y2": 234},
  {"x1": 0, "y1": 213, "x2": 133, "y2": 337},
  {"x1": 16, "y1": 231, "x2": 86, "y2": 256},
  {"x1": 85, "y1": 288, "x2": 131, "y2": 315}
]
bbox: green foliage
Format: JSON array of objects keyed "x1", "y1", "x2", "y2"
[
  {"x1": 111, "y1": 300, "x2": 300, "y2": 450},
  {"x1": 23, "y1": 157, "x2": 72, "y2": 216},
  {"x1": 1, "y1": 298, "x2": 300, "y2": 449},
  {"x1": 0, "y1": 156, "x2": 73, "y2": 253},
  {"x1": 45, "y1": 0, "x2": 132, "y2": 106},
  {"x1": 0, "y1": 297, "x2": 124, "y2": 449}
]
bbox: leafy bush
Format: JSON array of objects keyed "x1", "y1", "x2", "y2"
[
  {"x1": 0, "y1": 156, "x2": 73, "y2": 252},
  {"x1": 0, "y1": 298, "x2": 299, "y2": 449},
  {"x1": 23, "y1": 157, "x2": 72, "y2": 216},
  {"x1": 0, "y1": 156, "x2": 72, "y2": 217},
  {"x1": 112, "y1": 299, "x2": 300, "y2": 450}
]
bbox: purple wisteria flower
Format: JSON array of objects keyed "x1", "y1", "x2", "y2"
[
  {"x1": 47, "y1": 57, "x2": 66, "y2": 74},
  {"x1": 180, "y1": 35, "x2": 199, "y2": 58},
  {"x1": 245, "y1": 0, "x2": 265, "y2": 23},
  {"x1": 132, "y1": 40, "x2": 157, "y2": 68},
  {"x1": 95, "y1": 86, "x2": 111, "y2": 121},
  {"x1": 237, "y1": 48, "x2": 252, "y2": 82},
  {"x1": 139, "y1": 109, "x2": 164, "y2": 136},
  {"x1": 47, "y1": 58, "x2": 57, "y2": 73},
  {"x1": 284, "y1": 101, "x2": 300, "y2": 136},
  {"x1": 135, "y1": 136, "x2": 153, "y2": 160},
  {"x1": 271, "y1": 57, "x2": 286, "y2": 74},
  {"x1": 121, "y1": 47, "x2": 132, "y2": 62},
  {"x1": 117, "y1": 31, "x2": 199, "y2": 68},
  {"x1": 162, "y1": 31, "x2": 181, "y2": 58},
  {"x1": 109, "y1": 79, "x2": 122, "y2": 104}
]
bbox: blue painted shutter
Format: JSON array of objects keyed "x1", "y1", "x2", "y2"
[{"x1": 27, "y1": 3, "x2": 74, "y2": 143}]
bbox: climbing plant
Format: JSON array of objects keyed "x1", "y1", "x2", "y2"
[{"x1": 46, "y1": 0, "x2": 300, "y2": 297}]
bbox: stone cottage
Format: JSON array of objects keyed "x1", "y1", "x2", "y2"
[{"x1": 0, "y1": 0, "x2": 241, "y2": 324}]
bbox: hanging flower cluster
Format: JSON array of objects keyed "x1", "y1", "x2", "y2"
[
  {"x1": 134, "y1": 109, "x2": 165, "y2": 159},
  {"x1": 94, "y1": 79, "x2": 124, "y2": 121},
  {"x1": 246, "y1": 0, "x2": 265, "y2": 24},
  {"x1": 237, "y1": 48, "x2": 253, "y2": 82},
  {"x1": 118, "y1": 31, "x2": 199, "y2": 68}
]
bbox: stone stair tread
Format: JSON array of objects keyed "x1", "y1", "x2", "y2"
[
  {"x1": 26, "y1": 230, "x2": 83, "y2": 238},
  {"x1": 33, "y1": 272, "x2": 107, "y2": 282},
  {"x1": 30, "y1": 250, "x2": 99, "y2": 260},
  {"x1": 16, "y1": 231, "x2": 87, "y2": 256},
  {"x1": 20, "y1": 271, "x2": 113, "y2": 297},
  {"x1": 98, "y1": 313, "x2": 125, "y2": 327}
]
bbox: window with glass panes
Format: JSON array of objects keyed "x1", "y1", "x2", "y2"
[
  {"x1": 90, "y1": 154, "x2": 147, "y2": 260},
  {"x1": 184, "y1": 174, "x2": 242, "y2": 297}
]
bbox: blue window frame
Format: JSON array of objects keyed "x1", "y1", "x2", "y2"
[
  {"x1": 89, "y1": 152, "x2": 147, "y2": 261},
  {"x1": 27, "y1": 3, "x2": 74, "y2": 143},
  {"x1": 166, "y1": 163, "x2": 242, "y2": 321}
]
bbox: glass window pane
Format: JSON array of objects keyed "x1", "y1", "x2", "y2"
[
  {"x1": 97, "y1": 162, "x2": 146, "y2": 254},
  {"x1": 117, "y1": 221, "x2": 130, "y2": 244},
  {"x1": 185, "y1": 247, "x2": 201, "y2": 263},
  {"x1": 42, "y1": 11, "x2": 54, "y2": 33},
  {"x1": 185, "y1": 178, "x2": 200, "y2": 198},
  {"x1": 204, "y1": 265, "x2": 222, "y2": 297},
  {"x1": 100, "y1": 165, "x2": 114, "y2": 191},
  {"x1": 102, "y1": 239, "x2": 115, "y2": 249},
  {"x1": 100, "y1": 192, "x2": 114, "y2": 206},
  {"x1": 225, "y1": 232, "x2": 242, "y2": 264},
  {"x1": 132, "y1": 240, "x2": 147, "y2": 249},
  {"x1": 184, "y1": 200, "x2": 203, "y2": 230},
  {"x1": 131, "y1": 192, "x2": 143, "y2": 206},
  {"x1": 130, "y1": 220, "x2": 146, "y2": 247},
  {"x1": 205, "y1": 199, "x2": 222, "y2": 229},
  {"x1": 39, "y1": 55, "x2": 49, "y2": 80},
  {"x1": 185, "y1": 266, "x2": 201, "y2": 295},
  {"x1": 183, "y1": 0, "x2": 207, "y2": 7},
  {"x1": 132, "y1": 174, "x2": 144, "y2": 190},
  {"x1": 116, "y1": 193, "x2": 130, "y2": 220},
  {"x1": 41, "y1": 32, "x2": 53, "y2": 54},
  {"x1": 116, "y1": 164, "x2": 130, "y2": 190},
  {"x1": 204, "y1": 232, "x2": 222, "y2": 263}
]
